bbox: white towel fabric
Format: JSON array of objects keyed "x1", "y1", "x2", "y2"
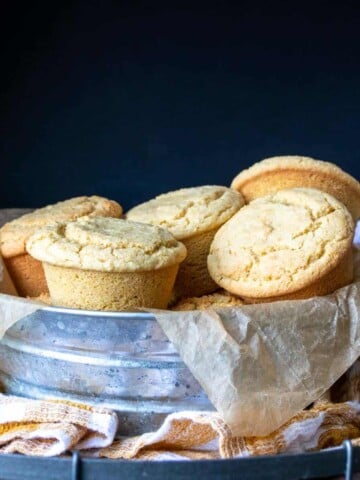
[
  {"x1": 0, "y1": 395, "x2": 117, "y2": 456},
  {"x1": 1, "y1": 394, "x2": 360, "y2": 460}
]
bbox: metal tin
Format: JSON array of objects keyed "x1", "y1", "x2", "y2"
[
  {"x1": 0, "y1": 305, "x2": 213, "y2": 435},
  {"x1": 0, "y1": 208, "x2": 212, "y2": 434}
]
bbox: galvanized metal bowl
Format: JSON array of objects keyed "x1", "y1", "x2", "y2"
[
  {"x1": 0, "y1": 305, "x2": 213, "y2": 435},
  {"x1": 0, "y1": 208, "x2": 212, "y2": 434}
]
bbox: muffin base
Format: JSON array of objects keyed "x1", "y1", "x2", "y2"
[
  {"x1": 172, "y1": 229, "x2": 219, "y2": 302},
  {"x1": 241, "y1": 248, "x2": 354, "y2": 304},
  {"x1": 43, "y1": 263, "x2": 179, "y2": 311},
  {"x1": 0, "y1": 255, "x2": 18, "y2": 296},
  {"x1": 4, "y1": 253, "x2": 48, "y2": 297}
]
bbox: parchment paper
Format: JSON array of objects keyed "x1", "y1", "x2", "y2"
[
  {"x1": 155, "y1": 249, "x2": 360, "y2": 436},
  {"x1": 0, "y1": 293, "x2": 41, "y2": 338}
]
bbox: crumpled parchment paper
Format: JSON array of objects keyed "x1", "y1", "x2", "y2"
[{"x1": 154, "y1": 248, "x2": 360, "y2": 436}]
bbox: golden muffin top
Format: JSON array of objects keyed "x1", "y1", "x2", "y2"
[
  {"x1": 208, "y1": 187, "x2": 354, "y2": 298},
  {"x1": 26, "y1": 216, "x2": 187, "y2": 272},
  {"x1": 231, "y1": 155, "x2": 360, "y2": 220},
  {"x1": 126, "y1": 185, "x2": 245, "y2": 239},
  {"x1": 0, "y1": 196, "x2": 122, "y2": 258}
]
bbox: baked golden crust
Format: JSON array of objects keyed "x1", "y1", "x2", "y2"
[
  {"x1": 26, "y1": 216, "x2": 187, "y2": 272},
  {"x1": 230, "y1": 155, "x2": 360, "y2": 220},
  {"x1": 42, "y1": 262, "x2": 180, "y2": 310},
  {"x1": 4, "y1": 254, "x2": 48, "y2": 297},
  {"x1": 208, "y1": 188, "x2": 354, "y2": 298},
  {"x1": 171, "y1": 290, "x2": 244, "y2": 311},
  {"x1": 0, "y1": 196, "x2": 122, "y2": 258},
  {"x1": 126, "y1": 186, "x2": 244, "y2": 239},
  {"x1": 0, "y1": 254, "x2": 17, "y2": 296},
  {"x1": 170, "y1": 228, "x2": 220, "y2": 300}
]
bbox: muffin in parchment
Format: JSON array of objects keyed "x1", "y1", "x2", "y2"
[
  {"x1": 231, "y1": 155, "x2": 360, "y2": 221},
  {"x1": 26, "y1": 216, "x2": 187, "y2": 311},
  {"x1": 208, "y1": 188, "x2": 355, "y2": 303},
  {"x1": 0, "y1": 196, "x2": 122, "y2": 297},
  {"x1": 171, "y1": 290, "x2": 244, "y2": 311},
  {"x1": 126, "y1": 186, "x2": 244, "y2": 300}
]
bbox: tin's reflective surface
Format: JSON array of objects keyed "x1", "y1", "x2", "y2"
[{"x1": 0, "y1": 306, "x2": 213, "y2": 434}]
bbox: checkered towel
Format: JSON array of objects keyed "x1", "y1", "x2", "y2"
[{"x1": 1, "y1": 395, "x2": 360, "y2": 460}]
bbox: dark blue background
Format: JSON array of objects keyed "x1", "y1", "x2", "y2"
[{"x1": 1, "y1": 1, "x2": 359, "y2": 211}]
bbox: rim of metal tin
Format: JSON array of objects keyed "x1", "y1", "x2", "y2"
[
  {"x1": 34, "y1": 304, "x2": 157, "y2": 319},
  {"x1": 3, "y1": 304, "x2": 170, "y2": 362}
]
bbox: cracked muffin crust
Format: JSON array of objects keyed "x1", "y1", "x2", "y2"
[
  {"x1": 230, "y1": 155, "x2": 360, "y2": 221},
  {"x1": 171, "y1": 290, "x2": 244, "y2": 311},
  {"x1": 126, "y1": 185, "x2": 245, "y2": 299},
  {"x1": 0, "y1": 196, "x2": 122, "y2": 259},
  {"x1": 126, "y1": 185, "x2": 244, "y2": 239},
  {"x1": 26, "y1": 216, "x2": 187, "y2": 310},
  {"x1": 208, "y1": 188, "x2": 354, "y2": 301},
  {"x1": 26, "y1": 216, "x2": 187, "y2": 272},
  {"x1": 0, "y1": 195, "x2": 122, "y2": 297}
]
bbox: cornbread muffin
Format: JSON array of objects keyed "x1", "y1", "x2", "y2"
[
  {"x1": 0, "y1": 254, "x2": 17, "y2": 296},
  {"x1": 171, "y1": 290, "x2": 244, "y2": 311},
  {"x1": 231, "y1": 156, "x2": 360, "y2": 221},
  {"x1": 0, "y1": 196, "x2": 122, "y2": 297},
  {"x1": 26, "y1": 216, "x2": 187, "y2": 311},
  {"x1": 208, "y1": 188, "x2": 355, "y2": 302},
  {"x1": 126, "y1": 186, "x2": 244, "y2": 299}
]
